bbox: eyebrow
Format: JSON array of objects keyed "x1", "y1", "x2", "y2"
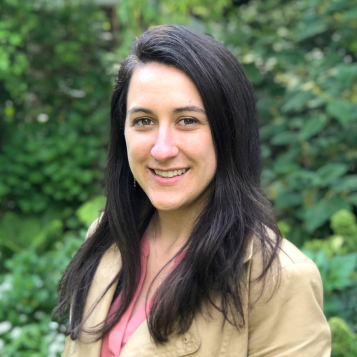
[{"x1": 127, "y1": 105, "x2": 206, "y2": 115}]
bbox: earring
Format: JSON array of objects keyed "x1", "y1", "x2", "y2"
[{"x1": 134, "y1": 178, "x2": 137, "y2": 187}]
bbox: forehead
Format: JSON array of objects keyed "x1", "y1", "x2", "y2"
[{"x1": 126, "y1": 63, "x2": 204, "y2": 110}]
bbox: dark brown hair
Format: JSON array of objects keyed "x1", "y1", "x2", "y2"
[{"x1": 54, "y1": 24, "x2": 282, "y2": 343}]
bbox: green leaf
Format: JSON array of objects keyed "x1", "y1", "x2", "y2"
[
  {"x1": 275, "y1": 192, "x2": 303, "y2": 210},
  {"x1": 286, "y1": 170, "x2": 321, "y2": 189},
  {"x1": 76, "y1": 195, "x2": 106, "y2": 225},
  {"x1": 32, "y1": 219, "x2": 63, "y2": 250},
  {"x1": 342, "y1": 7, "x2": 357, "y2": 21},
  {"x1": 327, "y1": 253, "x2": 357, "y2": 291},
  {"x1": 298, "y1": 116, "x2": 327, "y2": 141},
  {"x1": 303, "y1": 248, "x2": 329, "y2": 282},
  {"x1": 326, "y1": 100, "x2": 356, "y2": 124},
  {"x1": 331, "y1": 176, "x2": 357, "y2": 193},
  {"x1": 243, "y1": 63, "x2": 262, "y2": 84},
  {"x1": 316, "y1": 163, "x2": 349, "y2": 187},
  {"x1": 0, "y1": 182, "x2": 10, "y2": 197},
  {"x1": 336, "y1": 63, "x2": 357, "y2": 89},
  {"x1": 272, "y1": 148, "x2": 301, "y2": 174},
  {"x1": 271, "y1": 131, "x2": 298, "y2": 145},
  {"x1": 0, "y1": 213, "x2": 41, "y2": 252},
  {"x1": 295, "y1": 19, "x2": 328, "y2": 42},
  {"x1": 287, "y1": 224, "x2": 309, "y2": 247},
  {"x1": 304, "y1": 196, "x2": 351, "y2": 233},
  {"x1": 29, "y1": 171, "x2": 44, "y2": 184},
  {"x1": 348, "y1": 193, "x2": 357, "y2": 206},
  {"x1": 324, "y1": 295, "x2": 345, "y2": 316},
  {"x1": 281, "y1": 90, "x2": 312, "y2": 113}
]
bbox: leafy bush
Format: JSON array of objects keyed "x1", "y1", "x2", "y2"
[
  {"x1": 209, "y1": 0, "x2": 357, "y2": 245},
  {"x1": 331, "y1": 210, "x2": 357, "y2": 252},
  {"x1": 0, "y1": 0, "x2": 111, "y2": 219},
  {"x1": 302, "y1": 210, "x2": 357, "y2": 354},
  {"x1": 0, "y1": 234, "x2": 82, "y2": 357},
  {"x1": 329, "y1": 317, "x2": 357, "y2": 357},
  {"x1": 0, "y1": 195, "x2": 105, "y2": 356}
]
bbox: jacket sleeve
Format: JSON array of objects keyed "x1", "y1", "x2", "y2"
[{"x1": 248, "y1": 258, "x2": 331, "y2": 357}]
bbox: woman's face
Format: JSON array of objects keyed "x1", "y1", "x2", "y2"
[{"x1": 124, "y1": 62, "x2": 217, "y2": 214}]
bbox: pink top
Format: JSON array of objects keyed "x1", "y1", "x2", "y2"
[{"x1": 100, "y1": 235, "x2": 183, "y2": 357}]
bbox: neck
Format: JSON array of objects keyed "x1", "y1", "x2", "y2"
[{"x1": 147, "y1": 206, "x2": 201, "y2": 256}]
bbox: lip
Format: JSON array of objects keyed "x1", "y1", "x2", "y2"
[
  {"x1": 149, "y1": 168, "x2": 189, "y2": 185},
  {"x1": 150, "y1": 167, "x2": 189, "y2": 171}
]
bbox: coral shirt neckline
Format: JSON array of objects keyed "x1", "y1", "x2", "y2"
[{"x1": 100, "y1": 233, "x2": 184, "y2": 357}]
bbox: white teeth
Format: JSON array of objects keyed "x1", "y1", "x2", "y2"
[{"x1": 154, "y1": 169, "x2": 188, "y2": 178}]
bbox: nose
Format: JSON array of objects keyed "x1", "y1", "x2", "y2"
[{"x1": 151, "y1": 124, "x2": 179, "y2": 162}]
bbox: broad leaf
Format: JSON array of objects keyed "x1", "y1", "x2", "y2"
[
  {"x1": 299, "y1": 116, "x2": 328, "y2": 141},
  {"x1": 304, "y1": 196, "x2": 351, "y2": 232},
  {"x1": 295, "y1": 18, "x2": 328, "y2": 42},
  {"x1": 327, "y1": 253, "x2": 357, "y2": 291},
  {"x1": 326, "y1": 100, "x2": 356, "y2": 124},
  {"x1": 76, "y1": 196, "x2": 106, "y2": 225},
  {"x1": 316, "y1": 163, "x2": 349, "y2": 187}
]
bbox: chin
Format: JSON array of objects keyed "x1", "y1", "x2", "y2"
[
  {"x1": 152, "y1": 203, "x2": 184, "y2": 212},
  {"x1": 149, "y1": 198, "x2": 186, "y2": 212}
]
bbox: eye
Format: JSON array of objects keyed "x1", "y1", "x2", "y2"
[
  {"x1": 134, "y1": 118, "x2": 154, "y2": 126},
  {"x1": 177, "y1": 118, "x2": 198, "y2": 126}
]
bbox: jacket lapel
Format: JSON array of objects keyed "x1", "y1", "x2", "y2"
[{"x1": 64, "y1": 244, "x2": 121, "y2": 357}]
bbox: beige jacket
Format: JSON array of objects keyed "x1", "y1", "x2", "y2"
[{"x1": 63, "y1": 221, "x2": 331, "y2": 357}]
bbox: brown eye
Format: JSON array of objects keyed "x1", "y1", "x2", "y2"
[
  {"x1": 178, "y1": 118, "x2": 197, "y2": 125},
  {"x1": 135, "y1": 118, "x2": 153, "y2": 126}
]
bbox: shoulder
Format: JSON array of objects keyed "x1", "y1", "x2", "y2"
[
  {"x1": 277, "y1": 238, "x2": 321, "y2": 289},
  {"x1": 246, "y1": 229, "x2": 331, "y2": 356},
  {"x1": 249, "y1": 227, "x2": 320, "y2": 278},
  {"x1": 278, "y1": 237, "x2": 315, "y2": 268},
  {"x1": 85, "y1": 214, "x2": 104, "y2": 240},
  {"x1": 249, "y1": 233, "x2": 323, "y2": 303},
  {"x1": 279, "y1": 238, "x2": 323, "y2": 294}
]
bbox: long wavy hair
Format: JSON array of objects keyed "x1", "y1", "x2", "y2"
[{"x1": 55, "y1": 25, "x2": 282, "y2": 343}]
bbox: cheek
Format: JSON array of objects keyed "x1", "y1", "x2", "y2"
[
  {"x1": 124, "y1": 134, "x2": 137, "y2": 172},
  {"x1": 200, "y1": 136, "x2": 217, "y2": 170},
  {"x1": 126, "y1": 145, "x2": 140, "y2": 171},
  {"x1": 125, "y1": 137, "x2": 150, "y2": 169}
]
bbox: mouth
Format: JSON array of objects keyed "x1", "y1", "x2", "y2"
[{"x1": 151, "y1": 168, "x2": 189, "y2": 178}]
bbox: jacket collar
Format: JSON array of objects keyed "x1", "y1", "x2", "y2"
[{"x1": 71, "y1": 236, "x2": 254, "y2": 357}]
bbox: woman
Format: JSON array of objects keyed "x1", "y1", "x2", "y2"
[{"x1": 56, "y1": 25, "x2": 331, "y2": 356}]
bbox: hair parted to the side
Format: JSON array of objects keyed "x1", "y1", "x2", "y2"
[{"x1": 54, "y1": 24, "x2": 282, "y2": 343}]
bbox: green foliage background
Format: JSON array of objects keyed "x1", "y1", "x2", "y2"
[{"x1": 0, "y1": 0, "x2": 356, "y2": 355}]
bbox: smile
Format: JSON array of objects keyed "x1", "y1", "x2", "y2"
[{"x1": 153, "y1": 168, "x2": 188, "y2": 178}]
